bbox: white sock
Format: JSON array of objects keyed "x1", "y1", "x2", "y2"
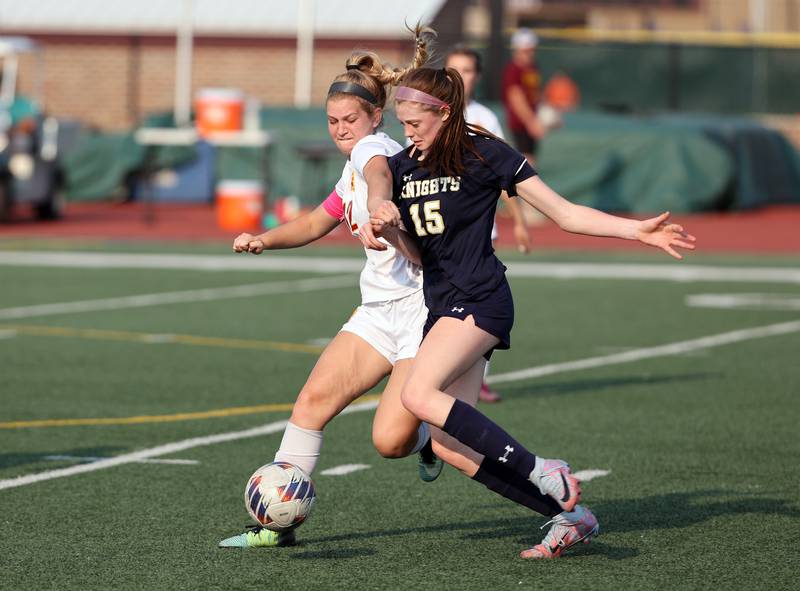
[
  {"x1": 484, "y1": 360, "x2": 491, "y2": 380},
  {"x1": 530, "y1": 457, "x2": 547, "y2": 484},
  {"x1": 409, "y1": 422, "x2": 430, "y2": 455},
  {"x1": 273, "y1": 421, "x2": 323, "y2": 475}
]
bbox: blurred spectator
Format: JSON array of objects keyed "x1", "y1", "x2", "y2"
[
  {"x1": 501, "y1": 28, "x2": 545, "y2": 163},
  {"x1": 445, "y1": 45, "x2": 531, "y2": 254}
]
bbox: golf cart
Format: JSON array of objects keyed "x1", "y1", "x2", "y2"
[{"x1": 0, "y1": 36, "x2": 67, "y2": 221}]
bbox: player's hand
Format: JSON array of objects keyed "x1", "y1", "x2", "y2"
[
  {"x1": 513, "y1": 222, "x2": 531, "y2": 254},
  {"x1": 526, "y1": 117, "x2": 546, "y2": 140},
  {"x1": 357, "y1": 221, "x2": 387, "y2": 251},
  {"x1": 370, "y1": 201, "x2": 402, "y2": 229},
  {"x1": 233, "y1": 233, "x2": 266, "y2": 254},
  {"x1": 636, "y1": 212, "x2": 696, "y2": 260}
]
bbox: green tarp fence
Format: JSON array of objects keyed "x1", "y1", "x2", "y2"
[
  {"x1": 531, "y1": 39, "x2": 800, "y2": 115},
  {"x1": 62, "y1": 106, "x2": 800, "y2": 214}
]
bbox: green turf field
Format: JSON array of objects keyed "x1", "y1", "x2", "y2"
[{"x1": 1, "y1": 242, "x2": 798, "y2": 590}]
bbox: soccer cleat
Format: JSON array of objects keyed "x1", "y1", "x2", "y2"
[
  {"x1": 478, "y1": 382, "x2": 502, "y2": 403},
  {"x1": 218, "y1": 525, "x2": 297, "y2": 548},
  {"x1": 418, "y1": 438, "x2": 444, "y2": 482},
  {"x1": 531, "y1": 458, "x2": 581, "y2": 512},
  {"x1": 520, "y1": 505, "x2": 599, "y2": 559}
]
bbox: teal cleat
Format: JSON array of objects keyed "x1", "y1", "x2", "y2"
[
  {"x1": 418, "y1": 438, "x2": 444, "y2": 482},
  {"x1": 218, "y1": 525, "x2": 297, "y2": 548}
]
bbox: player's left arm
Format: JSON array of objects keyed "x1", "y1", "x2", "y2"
[
  {"x1": 379, "y1": 224, "x2": 422, "y2": 266},
  {"x1": 359, "y1": 155, "x2": 394, "y2": 250},
  {"x1": 368, "y1": 200, "x2": 421, "y2": 264},
  {"x1": 515, "y1": 176, "x2": 696, "y2": 259},
  {"x1": 363, "y1": 156, "x2": 394, "y2": 215}
]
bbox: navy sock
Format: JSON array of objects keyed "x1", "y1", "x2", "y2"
[
  {"x1": 472, "y1": 457, "x2": 561, "y2": 517},
  {"x1": 418, "y1": 437, "x2": 435, "y2": 464},
  {"x1": 443, "y1": 399, "x2": 537, "y2": 481}
]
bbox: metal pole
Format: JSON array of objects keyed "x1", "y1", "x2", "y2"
[
  {"x1": 667, "y1": 43, "x2": 681, "y2": 111},
  {"x1": 174, "y1": 0, "x2": 194, "y2": 127},
  {"x1": 0, "y1": 54, "x2": 18, "y2": 108},
  {"x1": 750, "y1": 0, "x2": 768, "y2": 32},
  {"x1": 295, "y1": 0, "x2": 315, "y2": 108},
  {"x1": 750, "y1": 0, "x2": 769, "y2": 112},
  {"x1": 486, "y1": 0, "x2": 504, "y2": 102}
]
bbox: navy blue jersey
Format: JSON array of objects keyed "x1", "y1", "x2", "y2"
[{"x1": 389, "y1": 134, "x2": 536, "y2": 313}]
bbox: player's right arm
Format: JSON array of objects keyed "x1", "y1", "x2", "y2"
[
  {"x1": 515, "y1": 176, "x2": 696, "y2": 259},
  {"x1": 233, "y1": 204, "x2": 340, "y2": 254}
]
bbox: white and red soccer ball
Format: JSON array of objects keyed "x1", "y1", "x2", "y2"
[{"x1": 245, "y1": 461, "x2": 316, "y2": 532}]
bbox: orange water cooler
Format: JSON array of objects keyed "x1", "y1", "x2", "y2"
[
  {"x1": 216, "y1": 180, "x2": 264, "y2": 230},
  {"x1": 195, "y1": 88, "x2": 245, "y2": 137}
]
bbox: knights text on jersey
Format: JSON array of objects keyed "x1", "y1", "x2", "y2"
[{"x1": 389, "y1": 134, "x2": 536, "y2": 312}]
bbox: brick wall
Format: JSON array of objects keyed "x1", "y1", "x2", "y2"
[{"x1": 10, "y1": 33, "x2": 415, "y2": 131}]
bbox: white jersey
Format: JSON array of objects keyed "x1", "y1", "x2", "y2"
[
  {"x1": 465, "y1": 101, "x2": 505, "y2": 139},
  {"x1": 332, "y1": 132, "x2": 423, "y2": 304}
]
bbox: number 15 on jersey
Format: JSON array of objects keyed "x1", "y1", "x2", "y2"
[{"x1": 409, "y1": 200, "x2": 445, "y2": 236}]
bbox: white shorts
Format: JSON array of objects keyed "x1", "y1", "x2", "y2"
[{"x1": 340, "y1": 288, "x2": 427, "y2": 365}]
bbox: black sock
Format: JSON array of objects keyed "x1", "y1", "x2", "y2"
[
  {"x1": 418, "y1": 437, "x2": 435, "y2": 464},
  {"x1": 472, "y1": 457, "x2": 561, "y2": 517},
  {"x1": 443, "y1": 399, "x2": 537, "y2": 481}
]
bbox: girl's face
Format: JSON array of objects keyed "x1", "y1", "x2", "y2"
[
  {"x1": 445, "y1": 54, "x2": 478, "y2": 100},
  {"x1": 326, "y1": 96, "x2": 381, "y2": 157},
  {"x1": 396, "y1": 101, "x2": 447, "y2": 154}
]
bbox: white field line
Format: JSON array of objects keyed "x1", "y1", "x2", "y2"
[
  {"x1": 573, "y1": 469, "x2": 610, "y2": 482},
  {"x1": 0, "y1": 399, "x2": 379, "y2": 491},
  {"x1": 319, "y1": 464, "x2": 371, "y2": 476},
  {"x1": 2, "y1": 251, "x2": 800, "y2": 284},
  {"x1": 43, "y1": 455, "x2": 199, "y2": 466},
  {"x1": 0, "y1": 275, "x2": 355, "y2": 320},
  {"x1": 686, "y1": 293, "x2": 800, "y2": 311},
  {"x1": 505, "y1": 261, "x2": 800, "y2": 284},
  {"x1": 487, "y1": 319, "x2": 800, "y2": 385},
  {"x1": 0, "y1": 251, "x2": 364, "y2": 273},
  {"x1": 3, "y1": 319, "x2": 799, "y2": 491}
]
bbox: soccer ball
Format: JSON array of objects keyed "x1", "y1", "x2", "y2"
[{"x1": 245, "y1": 461, "x2": 316, "y2": 532}]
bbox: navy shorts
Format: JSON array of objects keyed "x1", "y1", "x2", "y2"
[{"x1": 422, "y1": 279, "x2": 514, "y2": 361}]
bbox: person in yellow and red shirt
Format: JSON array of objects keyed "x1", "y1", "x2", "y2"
[{"x1": 501, "y1": 28, "x2": 545, "y2": 163}]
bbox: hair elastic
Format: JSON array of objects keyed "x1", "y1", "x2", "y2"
[
  {"x1": 395, "y1": 86, "x2": 449, "y2": 109},
  {"x1": 327, "y1": 81, "x2": 378, "y2": 105}
]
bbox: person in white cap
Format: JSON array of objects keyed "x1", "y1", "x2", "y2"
[{"x1": 502, "y1": 28, "x2": 545, "y2": 163}]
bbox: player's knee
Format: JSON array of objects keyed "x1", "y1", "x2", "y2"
[
  {"x1": 291, "y1": 386, "x2": 337, "y2": 429},
  {"x1": 399, "y1": 385, "x2": 425, "y2": 419},
  {"x1": 400, "y1": 378, "x2": 432, "y2": 419},
  {"x1": 372, "y1": 429, "x2": 410, "y2": 459}
]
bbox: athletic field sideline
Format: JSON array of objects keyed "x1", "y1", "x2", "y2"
[{"x1": 1, "y1": 242, "x2": 797, "y2": 590}]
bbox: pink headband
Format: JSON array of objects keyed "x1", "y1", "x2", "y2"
[{"x1": 395, "y1": 86, "x2": 449, "y2": 109}]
